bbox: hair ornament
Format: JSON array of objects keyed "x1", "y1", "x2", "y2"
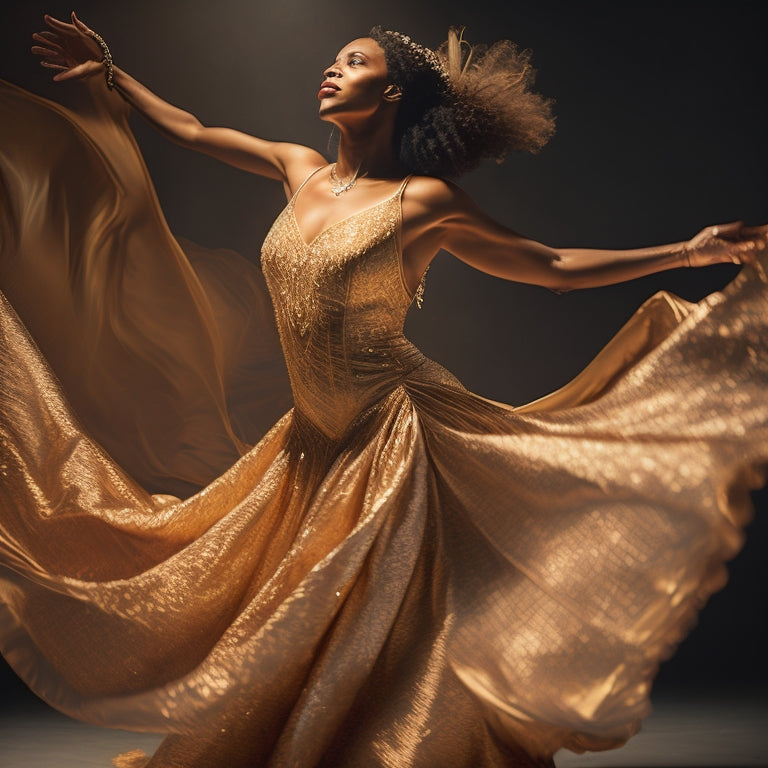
[
  {"x1": 372, "y1": 29, "x2": 449, "y2": 86},
  {"x1": 445, "y1": 26, "x2": 473, "y2": 83},
  {"x1": 369, "y1": 25, "x2": 555, "y2": 177}
]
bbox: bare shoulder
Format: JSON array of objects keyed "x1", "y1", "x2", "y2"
[
  {"x1": 402, "y1": 176, "x2": 478, "y2": 227},
  {"x1": 276, "y1": 144, "x2": 328, "y2": 193},
  {"x1": 404, "y1": 175, "x2": 461, "y2": 206}
]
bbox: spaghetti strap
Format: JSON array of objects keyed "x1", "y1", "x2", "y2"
[
  {"x1": 393, "y1": 174, "x2": 428, "y2": 308},
  {"x1": 289, "y1": 165, "x2": 327, "y2": 205},
  {"x1": 396, "y1": 174, "x2": 413, "y2": 199}
]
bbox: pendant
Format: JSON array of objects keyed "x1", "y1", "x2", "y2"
[
  {"x1": 330, "y1": 178, "x2": 357, "y2": 196},
  {"x1": 329, "y1": 164, "x2": 359, "y2": 196}
]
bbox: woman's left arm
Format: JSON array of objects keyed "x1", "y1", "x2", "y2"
[{"x1": 421, "y1": 180, "x2": 766, "y2": 292}]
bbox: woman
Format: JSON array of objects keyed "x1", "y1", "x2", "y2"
[{"x1": 0, "y1": 11, "x2": 766, "y2": 768}]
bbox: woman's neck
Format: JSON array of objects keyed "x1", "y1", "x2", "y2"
[{"x1": 334, "y1": 120, "x2": 401, "y2": 179}]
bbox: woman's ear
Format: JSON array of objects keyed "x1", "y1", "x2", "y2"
[{"x1": 382, "y1": 84, "x2": 403, "y2": 102}]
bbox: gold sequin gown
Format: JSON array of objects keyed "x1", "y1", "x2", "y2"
[{"x1": 0, "y1": 80, "x2": 767, "y2": 768}]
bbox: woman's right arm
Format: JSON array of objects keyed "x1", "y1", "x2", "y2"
[
  {"x1": 109, "y1": 65, "x2": 322, "y2": 182},
  {"x1": 32, "y1": 13, "x2": 324, "y2": 186}
]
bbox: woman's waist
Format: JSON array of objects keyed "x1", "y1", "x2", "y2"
[
  {"x1": 284, "y1": 342, "x2": 427, "y2": 440},
  {"x1": 282, "y1": 331, "x2": 424, "y2": 380}
]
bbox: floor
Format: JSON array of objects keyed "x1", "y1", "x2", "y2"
[
  {"x1": 0, "y1": 695, "x2": 766, "y2": 767},
  {"x1": 555, "y1": 695, "x2": 768, "y2": 767}
]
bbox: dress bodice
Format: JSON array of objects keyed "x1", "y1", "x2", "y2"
[{"x1": 261, "y1": 175, "x2": 426, "y2": 440}]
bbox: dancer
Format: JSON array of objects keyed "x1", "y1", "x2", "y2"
[{"x1": 0, "y1": 11, "x2": 766, "y2": 767}]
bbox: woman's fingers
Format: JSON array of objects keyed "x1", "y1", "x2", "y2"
[
  {"x1": 730, "y1": 224, "x2": 767, "y2": 264},
  {"x1": 739, "y1": 224, "x2": 768, "y2": 240},
  {"x1": 711, "y1": 221, "x2": 743, "y2": 240},
  {"x1": 43, "y1": 14, "x2": 79, "y2": 36},
  {"x1": 686, "y1": 221, "x2": 766, "y2": 267},
  {"x1": 31, "y1": 36, "x2": 66, "y2": 56},
  {"x1": 70, "y1": 12, "x2": 92, "y2": 35},
  {"x1": 32, "y1": 15, "x2": 106, "y2": 83},
  {"x1": 40, "y1": 60, "x2": 68, "y2": 72},
  {"x1": 33, "y1": 31, "x2": 63, "y2": 44},
  {"x1": 714, "y1": 223, "x2": 768, "y2": 239},
  {"x1": 51, "y1": 60, "x2": 102, "y2": 81},
  {"x1": 31, "y1": 45, "x2": 63, "y2": 59}
]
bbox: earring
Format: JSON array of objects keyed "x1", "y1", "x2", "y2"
[{"x1": 383, "y1": 84, "x2": 402, "y2": 102}]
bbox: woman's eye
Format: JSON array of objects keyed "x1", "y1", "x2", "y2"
[{"x1": 349, "y1": 58, "x2": 363, "y2": 66}]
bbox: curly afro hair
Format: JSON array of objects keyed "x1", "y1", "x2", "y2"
[{"x1": 368, "y1": 26, "x2": 555, "y2": 178}]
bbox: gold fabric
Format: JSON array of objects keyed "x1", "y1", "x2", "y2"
[
  {"x1": 1, "y1": 78, "x2": 767, "y2": 768},
  {"x1": 0, "y1": 79, "x2": 291, "y2": 499}
]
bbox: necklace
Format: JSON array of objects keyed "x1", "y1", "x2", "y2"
[{"x1": 329, "y1": 163, "x2": 360, "y2": 196}]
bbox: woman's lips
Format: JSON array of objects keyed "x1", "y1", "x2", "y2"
[{"x1": 318, "y1": 82, "x2": 340, "y2": 99}]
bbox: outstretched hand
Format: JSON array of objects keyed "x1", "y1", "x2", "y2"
[
  {"x1": 31, "y1": 12, "x2": 107, "y2": 83},
  {"x1": 686, "y1": 222, "x2": 768, "y2": 268}
]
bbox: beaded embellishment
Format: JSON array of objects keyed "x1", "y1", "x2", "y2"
[{"x1": 415, "y1": 265, "x2": 429, "y2": 309}]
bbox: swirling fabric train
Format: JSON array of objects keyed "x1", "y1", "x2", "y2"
[{"x1": 0, "y1": 78, "x2": 767, "y2": 767}]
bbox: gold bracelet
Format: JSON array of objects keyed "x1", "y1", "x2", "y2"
[{"x1": 87, "y1": 29, "x2": 114, "y2": 90}]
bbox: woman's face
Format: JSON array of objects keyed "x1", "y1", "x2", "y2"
[{"x1": 318, "y1": 38, "x2": 392, "y2": 122}]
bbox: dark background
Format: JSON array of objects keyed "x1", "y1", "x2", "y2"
[{"x1": 1, "y1": 0, "x2": 766, "y2": 712}]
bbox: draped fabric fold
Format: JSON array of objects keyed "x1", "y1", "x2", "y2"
[
  {"x1": 1, "y1": 76, "x2": 767, "y2": 767},
  {"x1": 0, "y1": 78, "x2": 291, "y2": 498}
]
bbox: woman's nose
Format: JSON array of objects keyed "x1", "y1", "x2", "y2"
[{"x1": 324, "y1": 65, "x2": 342, "y2": 79}]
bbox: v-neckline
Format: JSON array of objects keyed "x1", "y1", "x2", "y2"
[
  {"x1": 289, "y1": 194, "x2": 401, "y2": 248},
  {"x1": 288, "y1": 169, "x2": 409, "y2": 248}
]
